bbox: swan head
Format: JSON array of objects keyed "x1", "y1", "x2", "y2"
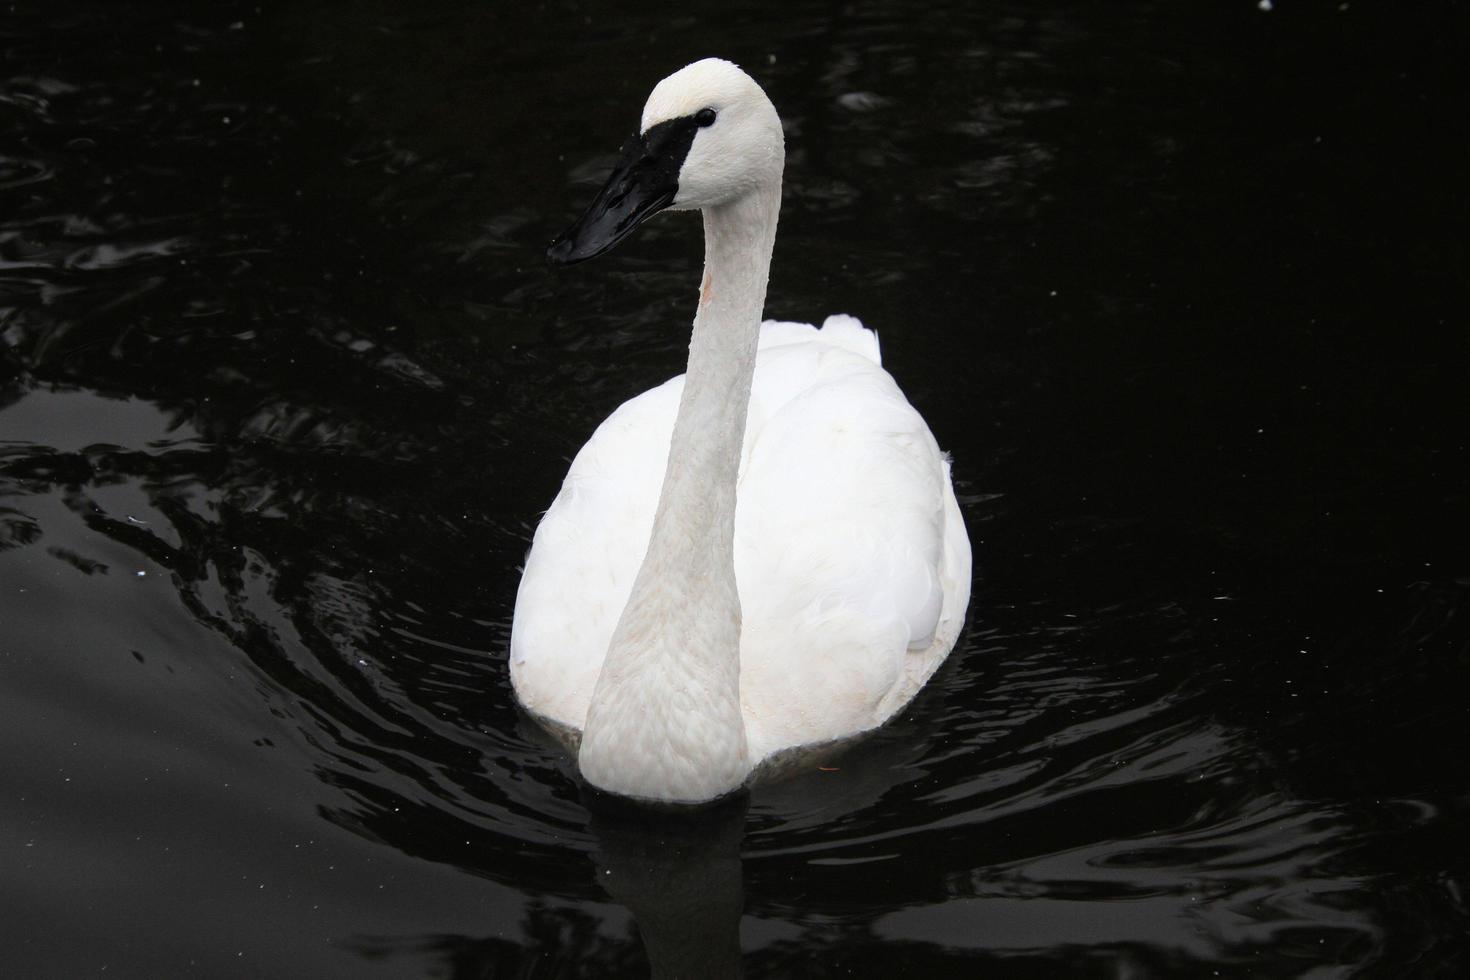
[{"x1": 547, "y1": 58, "x2": 784, "y2": 265}]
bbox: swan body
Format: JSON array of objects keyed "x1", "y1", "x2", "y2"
[{"x1": 511, "y1": 59, "x2": 971, "y2": 803}]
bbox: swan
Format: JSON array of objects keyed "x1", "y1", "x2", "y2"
[{"x1": 510, "y1": 58, "x2": 971, "y2": 804}]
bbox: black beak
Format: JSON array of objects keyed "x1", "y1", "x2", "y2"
[{"x1": 547, "y1": 117, "x2": 699, "y2": 266}]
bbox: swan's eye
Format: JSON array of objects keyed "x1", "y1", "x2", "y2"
[{"x1": 695, "y1": 107, "x2": 717, "y2": 128}]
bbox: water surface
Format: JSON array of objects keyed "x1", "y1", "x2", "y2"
[{"x1": 3, "y1": 1, "x2": 1467, "y2": 977}]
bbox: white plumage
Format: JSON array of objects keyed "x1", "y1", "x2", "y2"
[
  {"x1": 513, "y1": 314, "x2": 970, "y2": 753},
  {"x1": 510, "y1": 59, "x2": 971, "y2": 803}
]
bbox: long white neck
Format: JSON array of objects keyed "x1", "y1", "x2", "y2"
[{"x1": 579, "y1": 181, "x2": 780, "y2": 802}]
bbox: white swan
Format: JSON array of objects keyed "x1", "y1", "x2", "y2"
[{"x1": 511, "y1": 58, "x2": 971, "y2": 804}]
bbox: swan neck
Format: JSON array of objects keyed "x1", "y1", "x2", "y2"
[
  {"x1": 679, "y1": 185, "x2": 782, "y2": 499},
  {"x1": 655, "y1": 183, "x2": 781, "y2": 580},
  {"x1": 578, "y1": 182, "x2": 780, "y2": 803}
]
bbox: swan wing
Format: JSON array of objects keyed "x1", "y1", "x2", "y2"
[
  {"x1": 510, "y1": 375, "x2": 682, "y2": 727},
  {"x1": 733, "y1": 334, "x2": 968, "y2": 759}
]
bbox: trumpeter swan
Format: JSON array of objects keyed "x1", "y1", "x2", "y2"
[{"x1": 511, "y1": 58, "x2": 971, "y2": 803}]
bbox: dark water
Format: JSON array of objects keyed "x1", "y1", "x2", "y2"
[{"x1": 3, "y1": 1, "x2": 1467, "y2": 976}]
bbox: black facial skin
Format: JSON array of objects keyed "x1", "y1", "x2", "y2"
[{"x1": 547, "y1": 114, "x2": 704, "y2": 266}]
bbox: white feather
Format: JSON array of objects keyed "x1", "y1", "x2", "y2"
[{"x1": 511, "y1": 316, "x2": 971, "y2": 766}]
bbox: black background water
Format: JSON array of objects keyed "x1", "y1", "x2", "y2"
[{"x1": 2, "y1": 1, "x2": 1466, "y2": 977}]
